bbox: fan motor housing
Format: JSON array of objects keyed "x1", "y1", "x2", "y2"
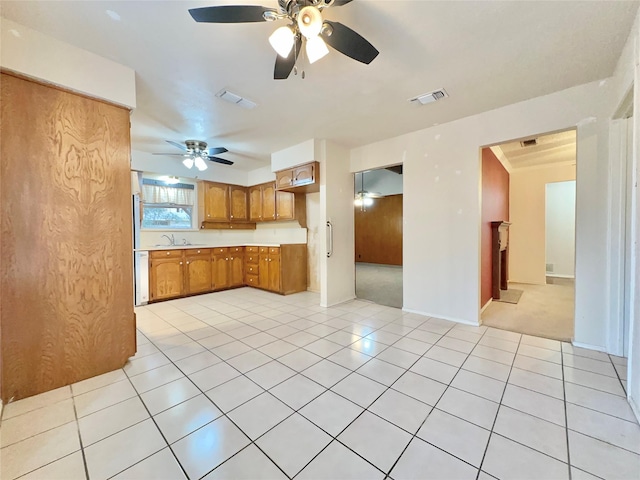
[{"x1": 185, "y1": 140, "x2": 207, "y2": 153}]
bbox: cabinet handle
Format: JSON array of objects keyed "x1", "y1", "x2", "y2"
[
  {"x1": 231, "y1": 257, "x2": 234, "y2": 260},
  {"x1": 166, "y1": 252, "x2": 170, "y2": 256},
  {"x1": 230, "y1": 215, "x2": 234, "y2": 218},
  {"x1": 197, "y1": 250, "x2": 201, "y2": 254},
  {"x1": 186, "y1": 261, "x2": 190, "y2": 264},
  {"x1": 226, "y1": 258, "x2": 228, "y2": 260},
  {"x1": 179, "y1": 261, "x2": 183, "y2": 265},
  {"x1": 207, "y1": 214, "x2": 211, "y2": 217}
]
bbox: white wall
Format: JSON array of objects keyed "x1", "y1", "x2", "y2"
[
  {"x1": 546, "y1": 181, "x2": 576, "y2": 278},
  {"x1": 351, "y1": 79, "x2": 614, "y2": 335},
  {"x1": 510, "y1": 164, "x2": 576, "y2": 285},
  {"x1": 0, "y1": 18, "x2": 136, "y2": 109}
]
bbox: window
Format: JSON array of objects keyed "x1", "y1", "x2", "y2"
[{"x1": 141, "y1": 179, "x2": 196, "y2": 230}]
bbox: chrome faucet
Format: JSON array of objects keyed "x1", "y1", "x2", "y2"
[{"x1": 160, "y1": 234, "x2": 175, "y2": 246}]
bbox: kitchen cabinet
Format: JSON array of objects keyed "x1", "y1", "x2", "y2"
[
  {"x1": 276, "y1": 191, "x2": 295, "y2": 221},
  {"x1": 150, "y1": 250, "x2": 184, "y2": 301},
  {"x1": 229, "y1": 185, "x2": 249, "y2": 221},
  {"x1": 262, "y1": 183, "x2": 277, "y2": 221},
  {"x1": 185, "y1": 249, "x2": 212, "y2": 294},
  {"x1": 245, "y1": 246, "x2": 260, "y2": 287},
  {"x1": 249, "y1": 182, "x2": 304, "y2": 225},
  {"x1": 254, "y1": 245, "x2": 306, "y2": 294},
  {"x1": 275, "y1": 161, "x2": 319, "y2": 194},
  {"x1": 259, "y1": 246, "x2": 281, "y2": 292},
  {"x1": 229, "y1": 248, "x2": 245, "y2": 287},
  {"x1": 203, "y1": 182, "x2": 230, "y2": 222},
  {"x1": 212, "y1": 248, "x2": 230, "y2": 290}
]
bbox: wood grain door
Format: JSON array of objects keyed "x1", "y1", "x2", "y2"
[
  {"x1": 213, "y1": 254, "x2": 230, "y2": 290},
  {"x1": 229, "y1": 185, "x2": 248, "y2": 222},
  {"x1": 276, "y1": 169, "x2": 293, "y2": 189},
  {"x1": 204, "y1": 182, "x2": 230, "y2": 221},
  {"x1": 229, "y1": 255, "x2": 244, "y2": 287},
  {"x1": 262, "y1": 183, "x2": 276, "y2": 221},
  {"x1": 276, "y1": 191, "x2": 295, "y2": 221},
  {"x1": 259, "y1": 254, "x2": 270, "y2": 288},
  {"x1": 185, "y1": 254, "x2": 212, "y2": 294},
  {"x1": 1, "y1": 73, "x2": 135, "y2": 401},
  {"x1": 268, "y1": 254, "x2": 281, "y2": 292},
  {"x1": 293, "y1": 163, "x2": 315, "y2": 186},
  {"x1": 249, "y1": 185, "x2": 263, "y2": 221},
  {"x1": 151, "y1": 257, "x2": 184, "y2": 301}
]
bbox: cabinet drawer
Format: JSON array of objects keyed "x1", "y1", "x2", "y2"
[
  {"x1": 246, "y1": 254, "x2": 259, "y2": 264},
  {"x1": 245, "y1": 274, "x2": 259, "y2": 286},
  {"x1": 245, "y1": 264, "x2": 259, "y2": 275},
  {"x1": 230, "y1": 247, "x2": 244, "y2": 254},
  {"x1": 185, "y1": 248, "x2": 211, "y2": 256},
  {"x1": 213, "y1": 247, "x2": 229, "y2": 255},
  {"x1": 269, "y1": 247, "x2": 280, "y2": 255},
  {"x1": 246, "y1": 246, "x2": 259, "y2": 254},
  {"x1": 259, "y1": 246, "x2": 269, "y2": 254},
  {"x1": 150, "y1": 250, "x2": 183, "y2": 259}
]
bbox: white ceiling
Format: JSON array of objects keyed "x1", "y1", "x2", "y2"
[
  {"x1": 1, "y1": 1, "x2": 637, "y2": 171},
  {"x1": 497, "y1": 130, "x2": 577, "y2": 170}
]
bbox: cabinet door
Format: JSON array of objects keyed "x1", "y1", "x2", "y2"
[
  {"x1": 229, "y1": 255, "x2": 244, "y2": 287},
  {"x1": 293, "y1": 163, "x2": 315, "y2": 186},
  {"x1": 185, "y1": 254, "x2": 212, "y2": 294},
  {"x1": 258, "y1": 254, "x2": 270, "y2": 288},
  {"x1": 276, "y1": 191, "x2": 295, "y2": 221},
  {"x1": 212, "y1": 254, "x2": 230, "y2": 290},
  {"x1": 249, "y1": 185, "x2": 263, "y2": 221},
  {"x1": 204, "y1": 182, "x2": 230, "y2": 221},
  {"x1": 150, "y1": 257, "x2": 183, "y2": 301},
  {"x1": 268, "y1": 254, "x2": 281, "y2": 292},
  {"x1": 229, "y1": 185, "x2": 248, "y2": 222},
  {"x1": 276, "y1": 169, "x2": 293, "y2": 189},
  {"x1": 262, "y1": 183, "x2": 276, "y2": 221}
]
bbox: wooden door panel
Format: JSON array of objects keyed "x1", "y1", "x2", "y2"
[
  {"x1": 230, "y1": 186, "x2": 248, "y2": 222},
  {"x1": 276, "y1": 169, "x2": 293, "y2": 188},
  {"x1": 262, "y1": 183, "x2": 276, "y2": 221},
  {"x1": 152, "y1": 259, "x2": 183, "y2": 300},
  {"x1": 276, "y1": 191, "x2": 295, "y2": 221},
  {"x1": 0, "y1": 73, "x2": 135, "y2": 401},
  {"x1": 269, "y1": 255, "x2": 281, "y2": 292},
  {"x1": 293, "y1": 163, "x2": 315, "y2": 186},
  {"x1": 259, "y1": 254, "x2": 270, "y2": 288},
  {"x1": 213, "y1": 255, "x2": 229, "y2": 290},
  {"x1": 230, "y1": 255, "x2": 244, "y2": 287},
  {"x1": 186, "y1": 256, "x2": 211, "y2": 294},
  {"x1": 249, "y1": 186, "x2": 263, "y2": 221},
  {"x1": 205, "y1": 182, "x2": 229, "y2": 221}
]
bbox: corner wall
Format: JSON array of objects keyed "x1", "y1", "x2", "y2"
[{"x1": 481, "y1": 148, "x2": 510, "y2": 307}]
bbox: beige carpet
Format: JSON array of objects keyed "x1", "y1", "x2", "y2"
[
  {"x1": 355, "y1": 262, "x2": 403, "y2": 308},
  {"x1": 482, "y1": 279, "x2": 575, "y2": 341}
]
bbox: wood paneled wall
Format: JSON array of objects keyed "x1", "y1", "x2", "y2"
[
  {"x1": 354, "y1": 194, "x2": 403, "y2": 266},
  {"x1": 0, "y1": 72, "x2": 136, "y2": 401},
  {"x1": 481, "y1": 148, "x2": 510, "y2": 308}
]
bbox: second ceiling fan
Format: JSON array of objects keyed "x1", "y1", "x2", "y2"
[{"x1": 189, "y1": 0, "x2": 379, "y2": 79}]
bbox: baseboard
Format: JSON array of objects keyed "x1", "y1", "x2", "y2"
[
  {"x1": 480, "y1": 299, "x2": 492, "y2": 314},
  {"x1": 572, "y1": 341, "x2": 607, "y2": 352},
  {"x1": 629, "y1": 394, "x2": 640, "y2": 424},
  {"x1": 546, "y1": 274, "x2": 575, "y2": 279},
  {"x1": 402, "y1": 307, "x2": 480, "y2": 327}
]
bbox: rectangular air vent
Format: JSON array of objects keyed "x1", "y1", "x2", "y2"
[
  {"x1": 216, "y1": 89, "x2": 257, "y2": 109},
  {"x1": 409, "y1": 88, "x2": 449, "y2": 105},
  {"x1": 520, "y1": 138, "x2": 538, "y2": 147}
]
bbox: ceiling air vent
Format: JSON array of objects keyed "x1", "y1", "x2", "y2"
[
  {"x1": 216, "y1": 89, "x2": 257, "y2": 109},
  {"x1": 409, "y1": 88, "x2": 449, "y2": 106},
  {"x1": 520, "y1": 138, "x2": 538, "y2": 147}
]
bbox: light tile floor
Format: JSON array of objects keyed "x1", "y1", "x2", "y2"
[{"x1": 1, "y1": 288, "x2": 638, "y2": 480}]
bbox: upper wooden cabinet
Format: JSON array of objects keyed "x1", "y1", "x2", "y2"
[
  {"x1": 203, "y1": 182, "x2": 230, "y2": 222},
  {"x1": 276, "y1": 191, "x2": 295, "y2": 221},
  {"x1": 200, "y1": 181, "x2": 253, "y2": 229},
  {"x1": 275, "y1": 161, "x2": 319, "y2": 194},
  {"x1": 229, "y1": 185, "x2": 249, "y2": 221}
]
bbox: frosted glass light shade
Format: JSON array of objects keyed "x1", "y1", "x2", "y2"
[
  {"x1": 182, "y1": 157, "x2": 194, "y2": 169},
  {"x1": 306, "y1": 35, "x2": 329, "y2": 64},
  {"x1": 297, "y1": 6, "x2": 322, "y2": 38},
  {"x1": 269, "y1": 26, "x2": 295, "y2": 58},
  {"x1": 194, "y1": 156, "x2": 208, "y2": 171}
]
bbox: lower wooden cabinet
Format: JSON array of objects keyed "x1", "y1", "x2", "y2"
[{"x1": 149, "y1": 244, "x2": 305, "y2": 302}]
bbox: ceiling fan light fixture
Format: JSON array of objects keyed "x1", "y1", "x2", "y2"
[
  {"x1": 182, "y1": 157, "x2": 195, "y2": 169},
  {"x1": 194, "y1": 156, "x2": 208, "y2": 171},
  {"x1": 306, "y1": 35, "x2": 329, "y2": 64},
  {"x1": 297, "y1": 6, "x2": 322, "y2": 38},
  {"x1": 269, "y1": 25, "x2": 295, "y2": 58}
]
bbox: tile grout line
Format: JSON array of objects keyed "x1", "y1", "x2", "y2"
[
  {"x1": 475, "y1": 331, "x2": 523, "y2": 480},
  {"x1": 562, "y1": 343, "x2": 573, "y2": 480},
  {"x1": 70, "y1": 393, "x2": 91, "y2": 480}
]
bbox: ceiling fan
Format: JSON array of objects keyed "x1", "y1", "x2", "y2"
[
  {"x1": 189, "y1": 0, "x2": 379, "y2": 79},
  {"x1": 152, "y1": 140, "x2": 233, "y2": 170}
]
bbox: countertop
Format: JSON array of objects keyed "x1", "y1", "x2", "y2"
[{"x1": 134, "y1": 243, "x2": 290, "y2": 252}]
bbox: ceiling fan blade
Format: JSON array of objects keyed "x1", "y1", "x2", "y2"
[
  {"x1": 166, "y1": 140, "x2": 187, "y2": 151},
  {"x1": 208, "y1": 147, "x2": 228, "y2": 155},
  {"x1": 322, "y1": 21, "x2": 379, "y2": 64},
  {"x1": 207, "y1": 156, "x2": 234, "y2": 166},
  {"x1": 189, "y1": 5, "x2": 276, "y2": 23},
  {"x1": 274, "y1": 36, "x2": 302, "y2": 80}
]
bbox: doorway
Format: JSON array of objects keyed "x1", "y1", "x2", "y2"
[
  {"x1": 480, "y1": 130, "x2": 577, "y2": 340},
  {"x1": 354, "y1": 166, "x2": 403, "y2": 308}
]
